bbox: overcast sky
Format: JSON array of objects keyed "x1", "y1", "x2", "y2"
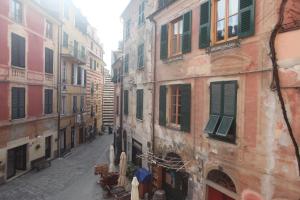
[{"x1": 72, "y1": 0, "x2": 130, "y2": 70}]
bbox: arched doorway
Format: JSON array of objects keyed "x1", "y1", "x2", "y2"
[
  {"x1": 206, "y1": 170, "x2": 237, "y2": 200},
  {"x1": 163, "y1": 153, "x2": 189, "y2": 200}
]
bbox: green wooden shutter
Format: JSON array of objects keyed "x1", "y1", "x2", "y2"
[
  {"x1": 124, "y1": 54, "x2": 129, "y2": 73},
  {"x1": 159, "y1": 85, "x2": 167, "y2": 126},
  {"x1": 180, "y1": 84, "x2": 191, "y2": 132},
  {"x1": 210, "y1": 82, "x2": 222, "y2": 115},
  {"x1": 49, "y1": 49, "x2": 53, "y2": 74},
  {"x1": 182, "y1": 11, "x2": 192, "y2": 54},
  {"x1": 71, "y1": 64, "x2": 74, "y2": 84},
  {"x1": 44, "y1": 90, "x2": 49, "y2": 114},
  {"x1": 18, "y1": 88, "x2": 25, "y2": 118},
  {"x1": 124, "y1": 90, "x2": 129, "y2": 115},
  {"x1": 19, "y1": 36, "x2": 25, "y2": 68},
  {"x1": 238, "y1": 0, "x2": 255, "y2": 38},
  {"x1": 12, "y1": 88, "x2": 18, "y2": 119},
  {"x1": 160, "y1": 24, "x2": 168, "y2": 60},
  {"x1": 84, "y1": 70, "x2": 87, "y2": 87},
  {"x1": 223, "y1": 81, "x2": 237, "y2": 116},
  {"x1": 136, "y1": 90, "x2": 143, "y2": 120},
  {"x1": 11, "y1": 33, "x2": 18, "y2": 67},
  {"x1": 199, "y1": 1, "x2": 211, "y2": 48},
  {"x1": 48, "y1": 90, "x2": 53, "y2": 114}
]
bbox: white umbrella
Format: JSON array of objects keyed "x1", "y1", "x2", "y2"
[
  {"x1": 117, "y1": 152, "x2": 127, "y2": 187},
  {"x1": 109, "y1": 145, "x2": 115, "y2": 172},
  {"x1": 131, "y1": 177, "x2": 139, "y2": 200}
]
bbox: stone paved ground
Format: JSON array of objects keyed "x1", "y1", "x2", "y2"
[{"x1": 0, "y1": 134, "x2": 113, "y2": 200}]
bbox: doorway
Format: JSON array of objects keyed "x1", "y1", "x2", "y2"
[
  {"x1": 206, "y1": 170, "x2": 237, "y2": 200},
  {"x1": 7, "y1": 144, "x2": 27, "y2": 179},
  {"x1": 79, "y1": 127, "x2": 84, "y2": 144},
  {"x1": 60, "y1": 129, "x2": 66, "y2": 155},
  {"x1": 71, "y1": 127, "x2": 75, "y2": 148},
  {"x1": 132, "y1": 139, "x2": 142, "y2": 167},
  {"x1": 45, "y1": 136, "x2": 52, "y2": 159}
]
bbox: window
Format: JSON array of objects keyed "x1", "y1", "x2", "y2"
[
  {"x1": 91, "y1": 105, "x2": 94, "y2": 116},
  {"x1": 170, "y1": 86, "x2": 182, "y2": 125},
  {"x1": 199, "y1": 0, "x2": 255, "y2": 48},
  {"x1": 77, "y1": 67, "x2": 82, "y2": 85},
  {"x1": 116, "y1": 96, "x2": 119, "y2": 115},
  {"x1": 90, "y1": 58, "x2": 93, "y2": 69},
  {"x1": 215, "y1": 0, "x2": 238, "y2": 42},
  {"x1": 159, "y1": 84, "x2": 191, "y2": 132},
  {"x1": 136, "y1": 89, "x2": 143, "y2": 120},
  {"x1": 11, "y1": 0, "x2": 22, "y2": 23},
  {"x1": 63, "y1": 32, "x2": 68, "y2": 47},
  {"x1": 44, "y1": 89, "x2": 53, "y2": 114},
  {"x1": 73, "y1": 96, "x2": 77, "y2": 113},
  {"x1": 64, "y1": 1, "x2": 69, "y2": 19},
  {"x1": 91, "y1": 42, "x2": 93, "y2": 50},
  {"x1": 94, "y1": 60, "x2": 97, "y2": 70},
  {"x1": 46, "y1": 20, "x2": 53, "y2": 39},
  {"x1": 81, "y1": 46, "x2": 85, "y2": 59},
  {"x1": 170, "y1": 18, "x2": 183, "y2": 56},
  {"x1": 80, "y1": 96, "x2": 84, "y2": 111},
  {"x1": 45, "y1": 48, "x2": 53, "y2": 74},
  {"x1": 61, "y1": 96, "x2": 66, "y2": 115},
  {"x1": 11, "y1": 87, "x2": 25, "y2": 119},
  {"x1": 125, "y1": 20, "x2": 130, "y2": 40},
  {"x1": 124, "y1": 54, "x2": 129, "y2": 73},
  {"x1": 11, "y1": 33, "x2": 25, "y2": 68},
  {"x1": 124, "y1": 90, "x2": 129, "y2": 115},
  {"x1": 62, "y1": 62, "x2": 67, "y2": 83},
  {"x1": 138, "y1": 1, "x2": 145, "y2": 26},
  {"x1": 74, "y1": 40, "x2": 78, "y2": 58},
  {"x1": 91, "y1": 82, "x2": 94, "y2": 95},
  {"x1": 204, "y1": 81, "x2": 237, "y2": 143},
  {"x1": 137, "y1": 43, "x2": 144, "y2": 68},
  {"x1": 160, "y1": 11, "x2": 192, "y2": 60}
]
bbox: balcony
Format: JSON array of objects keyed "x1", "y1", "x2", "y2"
[
  {"x1": 10, "y1": 67, "x2": 26, "y2": 81},
  {"x1": 61, "y1": 42, "x2": 87, "y2": 65}
]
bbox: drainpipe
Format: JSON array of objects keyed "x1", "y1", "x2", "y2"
[
  {"x1": 57, "y1": 24, "x2": 62, "y2": 158},
  {"x1": 149, "y1": 18, "x2": 157, "y2": 154},
  {"x1": 120, "y1": 61, "x2": 124, "y2": 152}
]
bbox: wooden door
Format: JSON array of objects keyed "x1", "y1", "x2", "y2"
[
  {"x1": 207, "y1": 186, "x2": 234, "y2": 200},
  {"x1": 15, "y1": 145, "x2": 26, "y2": 170},
  {"x1": 7, "y1": 149, "x2": 16, "y2": 179},
  {"x1": 45, "y1": 136, "x2": 51, "y2": 159}
]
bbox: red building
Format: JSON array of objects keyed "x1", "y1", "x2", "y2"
[{"x1": 0, "y1": 0, "x2": 60, "y2": 183}]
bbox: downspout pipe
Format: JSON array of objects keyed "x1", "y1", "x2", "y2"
[
  {"x1": 57, "y1": 24, "x2": 62, "y2": 158},
  {"x1": 120, "y1": 61, "x2": 124, "y2": 152},
  {"x1": 149, "y1": 17, "x2": 157, "y2": 155}
]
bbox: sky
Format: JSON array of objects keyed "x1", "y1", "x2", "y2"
[{"x1": 72, "y1": 0, "x2": 130, "y2": 70}]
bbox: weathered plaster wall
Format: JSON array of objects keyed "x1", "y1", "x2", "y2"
[{"x1": 153, "y1": 0, "x2": 300, "y2": 199}]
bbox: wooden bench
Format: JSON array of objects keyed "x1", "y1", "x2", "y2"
[{"x1": 31, "y1": 157, "x2": 51, "y2": 171}]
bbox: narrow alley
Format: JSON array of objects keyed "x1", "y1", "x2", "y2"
[{"x1": 0, "y1": 134, "x2": 112, "y2": 200}]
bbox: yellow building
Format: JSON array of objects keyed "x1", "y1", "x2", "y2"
[{"x1": 59, "y1": 0, "x2": 105, "y2": 155}]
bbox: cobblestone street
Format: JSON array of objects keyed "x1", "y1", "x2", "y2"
[{"x1": 0, "y1": 134, "x2": 113, "y2": 200}]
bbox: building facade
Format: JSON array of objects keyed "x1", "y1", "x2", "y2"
[
  {"x1": 120, "y1": 0, "x2": 157, "y2": 167},
  {"x1": 59, "y1": 0, "x2": 105, "y2": 155},
  {"x1": 0, "y1": 0, "x2": 60, "y2": 182},
  {"x1": 150, "y1": 0, "x2": 300, "y2": 200}
]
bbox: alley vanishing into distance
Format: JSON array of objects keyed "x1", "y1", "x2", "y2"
[{"x1": 0, "y1": 135, "x2": 112, "y2": 200}]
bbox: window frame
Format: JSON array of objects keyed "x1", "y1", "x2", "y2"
[
  {"x1": 170, "y1": 85, "x2": 182, "y2": 126},
  {"x1": 136, "y1": 89, "x2": 143, "y2": 120},
  {"x1": 137, "y1": 43, "x2": 144, "y2": 69},
  {"x1": 45, "y1": 48, "x2": 54, "y2": 74},
  {"x1": 73, "y1": 96, "x2": 77, "y2": 113},
  {"x1": 211, "y1": 0, "x2": 239, "y2": 45},
  {"x1": 44, "y1": 89, "x2": 53, "y2": 115},
  {"x1": 168, "y1": 17, "x2": 183, "y2": 57},
  {"x1": 11, "y1": 0, "x2": 23, "y2": 24},
  {"x1": 138, "y1": 1, "x2": 145, "y2": 26},
  {"x1": 205, "y1": 80, "x2": 238, "y2": 143},
  {"x1": 46, "y1": 20, "x2": 53, "y2": 39},
  {"x1": 11, "y1": 87, "x2": 25, "y2": 120}
]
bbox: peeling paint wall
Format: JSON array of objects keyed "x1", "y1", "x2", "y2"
[{"x1": 152, "y1": 0, "x2": 300, "y2": 199}]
